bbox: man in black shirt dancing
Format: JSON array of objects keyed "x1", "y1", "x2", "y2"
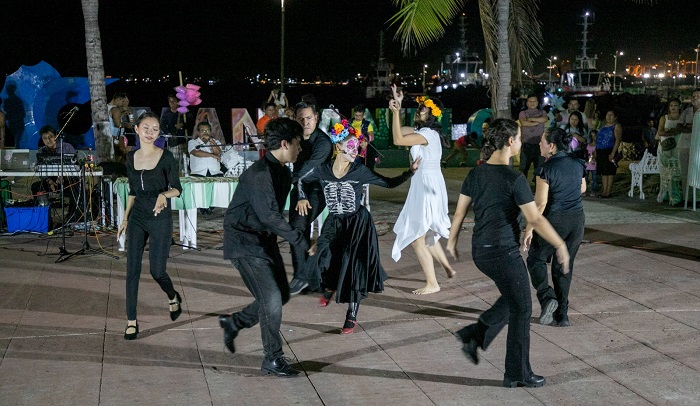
[
  {"x1": 218, "y1": 118, "x2": 307, "y2": 377},
  {"x1": 287, "y1": 100, "x2": 333, "y2": 294}
]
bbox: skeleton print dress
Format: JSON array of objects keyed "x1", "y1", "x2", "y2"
[{"x1": 299, "y1": 161, "x2": 414, "y2": 303}]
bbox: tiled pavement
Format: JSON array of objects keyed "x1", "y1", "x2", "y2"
[{"x1": 1, "y1": 168, "x2": 699, "y2": 405}]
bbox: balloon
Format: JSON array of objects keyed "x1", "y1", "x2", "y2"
[{"x1": 173, "y1": 83, "x2": 202, "y2": 109}]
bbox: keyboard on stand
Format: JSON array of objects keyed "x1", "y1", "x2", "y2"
[{"x1": 36, "y1": 165, "x2": 82, "y2": 176}]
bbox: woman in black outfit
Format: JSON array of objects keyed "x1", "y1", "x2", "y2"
[
  {"x1": 524, "y1": 128, "x2": 586, "y2": 327},
  {"x1": 117, "y1": 112, "x2": 183, "y2": 340},
  {"x1": 446, "y1": 119, "x2": 570, "y2": 388}
]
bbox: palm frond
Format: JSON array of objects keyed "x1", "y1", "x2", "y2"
[
  {"x1": 388, "y1": 0, "x2": 467, "y2": 54},
  {"x1": 478, "y1": 0, "x2": 498, "y2": 75},
  {"x1": 508, "y1": 0, "x2": 543, "y2": 84}
]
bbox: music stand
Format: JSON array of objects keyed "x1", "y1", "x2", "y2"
[{"x1": 57, "y1": 163, "x2": 119, "y2": 263}]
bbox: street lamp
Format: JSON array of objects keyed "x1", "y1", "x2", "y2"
[
  {"x1": 613, "y1": 51, "x2": 624, "y2": 91},
  {"x1": 547, "y1": 56, "x2": 557, "y2": 90},
  {"x1": 280, "y1": 0, "x2": 285, "y2": 93},
  {"x1": 695, "y1": 44, "x2": 699, "y2": 88},
  {"x1": 422, "y1": 64, "x2": 428, "y2": 93}
]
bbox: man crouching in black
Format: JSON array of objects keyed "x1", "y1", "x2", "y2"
[{"x1": 218, "y1": 118, "x2": 307, "y2": 377}]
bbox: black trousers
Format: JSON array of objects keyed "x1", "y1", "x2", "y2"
[
  {"x1": 519, "y1": 143, "x2": 541, "y2": 179},
  {"x1": 125, "y1": 201, "x2": 176, "y2": 320},
  {"x1": 229, "y1": 254, "x2": 290, "y2": 362},
  {"x1": 288, "y1": 186, "x2": 326, "y2": 288},
  {"x1": 472, "y1": 245, "x2": 533, "y2": 381},
  {"x1": 526, "y1": 209, "x2": 585, "y2": 314}
]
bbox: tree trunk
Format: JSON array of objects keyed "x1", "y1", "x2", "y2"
[
  {"x1": 81, "y1": 0, "x2": 112, "y2": 163},
  {"x1": 494, "y1": 0, "x2": 511, "y2": 119}
]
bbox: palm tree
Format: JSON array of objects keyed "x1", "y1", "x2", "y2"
[
  {"x1": 81, "y1": 0, "x2": 112, "y2": 163},
  {"x1": 390, "y1": 0, "x2": 542, "y2": 119}
]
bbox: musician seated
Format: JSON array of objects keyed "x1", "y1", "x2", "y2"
[
  {"x1": 32, "y1": 125, "x2": 79, "y2": 221},
  {"x1": 188, "y1": 122, "x2": 223, "y2": 177}
]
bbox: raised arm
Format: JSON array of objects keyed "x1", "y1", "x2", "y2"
[{"x1": 389, "y1": 84, "x2": 427, "y2": 147}]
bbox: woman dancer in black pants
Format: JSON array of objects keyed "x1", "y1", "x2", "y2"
[
  {"x1": 523, "y1": 128, "x2": 586, "y2": 327},
  {"x1": 117, "y1": 112, "x2": 183, "y2": 340},
  {"x1": 446, "y1": 119, "x2": 570, "y2": 388}
]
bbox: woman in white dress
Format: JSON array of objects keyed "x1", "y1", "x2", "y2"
[
  {"x1": 389, "y1": 85, "x2": 454, "y2": 294},
  {"x1": 656, "y1": 98, "x2": 683, "y2": 205}
]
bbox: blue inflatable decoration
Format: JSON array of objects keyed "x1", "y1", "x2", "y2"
[
  {"x1": 466, "y1": 108, "x2": 493, "y2": 142},
  {"x1": 0, "y1": 61, "x2": 118, "y2": 149}
]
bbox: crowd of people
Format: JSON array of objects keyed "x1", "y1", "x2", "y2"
[{"x1": 10, "y1": 85, "x2": 697, "y2": 388}]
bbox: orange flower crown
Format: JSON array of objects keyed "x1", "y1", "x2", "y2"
[{"x1": 415, "y1": 96, "x2": 442, "y2": 122}]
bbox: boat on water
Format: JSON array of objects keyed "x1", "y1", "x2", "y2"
[{"x1": 557, "y1": 11, "x2": 612, "y2": 97}]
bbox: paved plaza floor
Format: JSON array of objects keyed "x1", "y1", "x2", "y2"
[{"x1": 1, "y1": 168, "x2": 699, "y2": 405}]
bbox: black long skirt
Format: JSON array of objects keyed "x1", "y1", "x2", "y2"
[{"x1": 309, "y1": 205, "x2": 387, "y2": 304}]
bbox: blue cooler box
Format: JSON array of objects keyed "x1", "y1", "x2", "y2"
[{"x1": 4, "y1": 206, "x2": 50, "y2": 233}]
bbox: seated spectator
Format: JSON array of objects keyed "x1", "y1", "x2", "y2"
[
  {"x1": 188, "y1": 122, "x2": 223, "y2": 177},
  {"x1": 32, "y1": 125, "x2": 78, "y2": 221},
  {"x1": 642, "y1": 119, "x2": 657, "y2": 153},
  {"x1": 256, "y1": 102, "x2": 278, "y2": 134},
  {"x1": 188, "y1": 122, "x2": 223, "y2": 214}
]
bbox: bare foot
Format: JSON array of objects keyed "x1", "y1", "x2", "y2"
[
  {"x1": 445, "y1": 267, "x2": 456, "y2": 279},
  {"x1": 413, "y1": 285, "x2": 440, "y2": 295}
]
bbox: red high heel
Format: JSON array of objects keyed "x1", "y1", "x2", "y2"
[
  {"x1": 319, "y1": 290, "x2": 335, "y2": 307},
  {"x1": 340, "y1": 319, "x2": 357, "y2": 334}
]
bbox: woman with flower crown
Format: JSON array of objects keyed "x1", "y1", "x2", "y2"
[
  {"x1": 297, "y1": 120, "x2": 420, "y2": 334},
  {"x1": 389, "y1": 84, "x2": 455, "y2": 295}
]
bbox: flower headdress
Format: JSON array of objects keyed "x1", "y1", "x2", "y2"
[
  {"x1": 330, "y1": 119, "x2": 365, "y2": 144},
  {"x1": 415, "y1": 95, "x2": 443, "y2": 122}
]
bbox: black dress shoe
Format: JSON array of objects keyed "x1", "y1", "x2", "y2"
[
  {"x1": 289, "y1": 278, "x2": 309, "y2": 296},
  {"x1": 503, "y1": 373, "x2": 546, "y2": 388},
  {"x1": 169, "y1": 292, "x2": 182, "y2": 321},
  {"x1": 261, "y1": 357, "x2": 300, "y2": 377},
  {"x1": 456, "y1": 327, "x2": 479, "y2": 365},
  {"x1": 218, "y1": 315, "x2": 238, "y2": 353},
  {"x1": 124, "y1": 323, "x2": 139, "y2": 340},
  {"x1": 556, "y1": 314, "x2": 570, "y2": 327}
]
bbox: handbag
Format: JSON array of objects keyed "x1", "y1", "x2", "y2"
[{"x1": 660, "y1": 137, "x2": 677, "y2": 151}]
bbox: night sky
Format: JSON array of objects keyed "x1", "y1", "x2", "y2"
[{"x1": 2, "y1": 0, "x2": 700, "y2": 83}]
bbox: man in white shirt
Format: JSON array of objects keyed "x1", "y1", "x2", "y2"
[
  {"x1": 188, "y1": 122, "x2": 223, "y2": 177},
  {"x1": 558, "y1": 98, "x2": 588, "y2": 132}
]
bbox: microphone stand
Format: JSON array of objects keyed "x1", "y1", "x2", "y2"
[
  {"x1": 57, "y1": 162, "x2": 119, "y2": 263},
  {"x1": 53, "y1": 108, "x2": 78, "y2": 262}
]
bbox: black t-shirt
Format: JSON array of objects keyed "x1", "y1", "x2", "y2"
[
  {"x1": 537, "y1": 152, "x2": 585, "y2": 214},
  {"x1": 461, "y1": 164, "x2": 534, "y2": 247}
]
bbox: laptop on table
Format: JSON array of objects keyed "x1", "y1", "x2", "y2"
[{"x1": 0, "y1": 149, "x2": 32, "y2": 171}]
